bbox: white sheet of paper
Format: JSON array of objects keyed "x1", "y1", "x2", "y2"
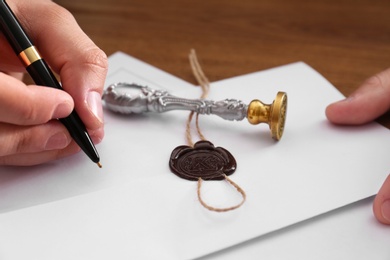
[
  {"x1": 200, "y1": 197, "x2": 390, "y2": 260},
  {"x1": 0, "y1": 52, "x2": 389, "y2": 259}
]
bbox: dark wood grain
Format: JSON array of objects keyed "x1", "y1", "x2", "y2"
[{"x1": 55, "y1": 0, "x2": 390, "y2": 127}]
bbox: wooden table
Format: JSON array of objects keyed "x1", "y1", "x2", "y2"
[{"x1": 55, "y1": 0, "x2": 390, "y2": 126}]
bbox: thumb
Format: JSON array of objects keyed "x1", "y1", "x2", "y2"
[
  {"x1": 326, "y1": 68, "x2": 390, "y2": 125},
  {"x1": 373, "y1": 174, "x2": 390, "y2": 225}
]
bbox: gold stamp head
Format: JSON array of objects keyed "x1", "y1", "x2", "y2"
[{"x1": 247, "y1": 92, "x2": 287, "y2": 141}]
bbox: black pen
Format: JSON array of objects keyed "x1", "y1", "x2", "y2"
[{"x1": 0, "y1": 0, "x2": 102, "y2": 168}]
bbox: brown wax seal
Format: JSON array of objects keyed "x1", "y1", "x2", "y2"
[{"x1": 169, "y1": 140, "x2": 237, "y2": 181}]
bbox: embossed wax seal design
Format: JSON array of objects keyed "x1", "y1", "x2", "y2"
[{"x1": 169, "y1": 140, "x2": 237, "y2": 181}]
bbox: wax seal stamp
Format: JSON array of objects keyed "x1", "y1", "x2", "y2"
[
  {"x1": 169, "y1": 140, "x2": 237, "y2": 181},
  {"x1": 102, "y1": 83, "x2": 288, "y2": 140},
  {"x1": 247, "y1": 92, "x2": 287, "y2": 141}
]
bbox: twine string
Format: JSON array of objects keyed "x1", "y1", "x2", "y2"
[
  {"x1": 185, "y1": 49, "x2": 210, "y2": 147},
  {"x1": 187, "y1": 49, "x2": 246, "y2": 212},
  {"x1": 197, "y1": 175, "x2": 247, "y2": 212}
]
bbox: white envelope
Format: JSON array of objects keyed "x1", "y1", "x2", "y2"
[{"x1": 0, "y1": 52, "x2": 389, "y2": 259}]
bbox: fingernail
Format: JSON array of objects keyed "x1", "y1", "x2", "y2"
[
  {"x1": 381, "y1": 200, "x2": 390, "y2": 222},
  {"x1": 87, "y1": 91, "x2": 104, "y2": 123},
  {"x1": 336, "y1": 96, "x2": 354, "y2": 104},
  {"x1": 45, "y1": 132, "x2": 70, "y2": 150}
]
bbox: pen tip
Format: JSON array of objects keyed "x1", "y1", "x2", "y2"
[{"x1": 97, "y1": 162, "x2": 102, "y2": 168}]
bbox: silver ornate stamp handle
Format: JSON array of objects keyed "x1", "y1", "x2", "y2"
[{"x1": 102, "y1": 83, "x2": 287, "y2": 140}]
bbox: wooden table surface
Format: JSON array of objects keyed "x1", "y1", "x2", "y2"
[{"x1": 55, "y1": 0, "x2": 390, "y2": 127}]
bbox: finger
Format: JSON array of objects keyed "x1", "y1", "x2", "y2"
[
  {"x1": 326, "y1": 68, "x2": 390, "y2": 125},
  {"x1": 0, "y1": 121, "x2": 72, "y2": 157},
  {"x1": 0, "y1": 33, "x2": 25, "y2": 72},
  {"x1": 10, "y1": 0, "x2": 108, "y2": 132},
  {"x1": 0, "y1": 141, "x2": 81, "y2": 166},
  {"x1": 0, "y1": 72, "x2": 74, "y2": 125},
  {"x1": 86, "y1": 126, "x2": 105, "y2": 146},
  {"x1": 373, "y1": 174, "x2": 390, "y2": 225},
  {"x1": 0, "y1": 71, "x2": 24, "y2": 81}
]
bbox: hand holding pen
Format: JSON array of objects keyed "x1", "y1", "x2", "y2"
[{"x1": 0, "y1": 0, "x2": 107, "y2": 166}]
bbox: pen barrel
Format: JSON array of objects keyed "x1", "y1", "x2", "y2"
[
  {"x1": 26, "y1": 59, "x2": 61, "y2": 89},
  {"x1": 27, "y1": 60, "x2": 100, "y2": 163},
  {"x1": 59, "y1": 113, "x2": 100, "y2": 163},
  {"x1": 0, "y1": 0, "x2": 32, "y2": 53}
]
